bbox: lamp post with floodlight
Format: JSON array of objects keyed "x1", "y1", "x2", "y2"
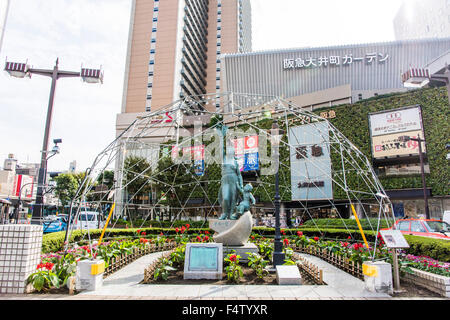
[{"x1": 4, "y1": 58, "x2": 104, "y2": 225}]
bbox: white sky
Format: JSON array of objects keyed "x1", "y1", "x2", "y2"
[{"x1": 0, "y1": 0, "x2": 404, "y2": 172}]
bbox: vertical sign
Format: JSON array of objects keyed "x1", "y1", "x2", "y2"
[
  {"x1": 193, "y1": 145, "x2": 205, "y2": 176},
  {"x1": 232, "y1": 135, "x2": 259, "y2": 172},
  {"x1": 289, "y1": 122, "x2": 333, "y2": 200}
]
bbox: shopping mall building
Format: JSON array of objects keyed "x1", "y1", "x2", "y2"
[
  {"x1": 220, "y1": 37, "x2": 450, "y2": 109},
  {"x1": 218, "y1": 37, "x2": 450, "y2": 223}
]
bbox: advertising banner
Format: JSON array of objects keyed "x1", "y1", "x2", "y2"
[
  {"x1": 369, "y1": 105, "x2": 425, "y2": 160},
  {"x1": 369, "y1": 106, "x2": 422, "y2": 137},
  {"x1": 289, "y1": 122, "x2": 333, "y2": 201},
  {"x1": 372, "y1": 130, "x2": 426, "y2": 158}
]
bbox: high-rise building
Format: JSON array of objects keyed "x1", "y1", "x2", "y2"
[
  {"x1": 393, "y1": 0, "x2": 450, "y2": 40},
  {"x1": 119, "y1": 0, "x2": 252, "y2": 120},
  {"x1": 0, "y1": 0, "x2": 10, "y2": 54}
]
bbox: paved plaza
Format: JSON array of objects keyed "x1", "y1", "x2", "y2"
[{"x1": 0, "y1": 251, "x2": 446, "y2": 301}]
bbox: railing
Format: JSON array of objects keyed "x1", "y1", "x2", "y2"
[
  {"x1": 291, "y1": 244, "x2": 364, "y2": 280},
  {"x1": 143, "y1": 250, "x2": 175, "y2": 283},
  {"x1": 103, "y1": 242, "x2": 177, "y2": 278},
  {"x1": 293, "y1": 252, "x2": 324, "y2": 285}
]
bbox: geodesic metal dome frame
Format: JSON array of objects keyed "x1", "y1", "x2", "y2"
[{"x1": 64, "y1": 92, "x2": 397, "y2": 259}]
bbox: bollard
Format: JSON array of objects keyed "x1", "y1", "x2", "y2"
[
  {"x1": 363, "y1": 261, "x2": 393, "y2": 295},
  {"x1": 75, "y1": 259, "x2": 105, "y2": 291}
]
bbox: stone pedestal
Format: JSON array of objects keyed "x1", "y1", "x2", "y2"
[
  {"x1": 276, "y1": 265, "x2": 302, "y2": 285},
  {"x1": 0, "y1": 225, "x2": 43, "y2": 294},
  {"x1": 76, "y1": 259, "x2": 105, "y2": 291},
  {"x1": 363, "y1": 261, "x2": 393, "y2": 295},
  {"x1": 222, "y1": 242, "x2": 258, "y2": 263},
  {"x1": 210, "y1": 211, "x2": 253, "y2": 246}
]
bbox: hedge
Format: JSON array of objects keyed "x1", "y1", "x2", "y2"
[
  {"x1": 118, "y1": 219, "x2": 211, "y2": 228},
  {"x1": 41, "y1": 227, "x2": 211, "y2": 253},
  {"x1": 300, "y1": 218, "x2": 394, "y2": 230},
  {"x1": 42, "y1": 227, "x2": 450, "y2": 262},
  {"x1": 403, "y1": 235, "x2": 450, "y2": 262}
]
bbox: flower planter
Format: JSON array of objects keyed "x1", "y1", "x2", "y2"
[{"x1": 401, "y1": 267, "x2": 450, "y2": 298}]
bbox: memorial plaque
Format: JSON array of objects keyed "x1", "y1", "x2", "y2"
[
  {"x1": 184, "y1": 243, "x2": 223, "y2": 280},
  {"x1": 189, "y1": 246, "x2": 219, "y2": 271}
]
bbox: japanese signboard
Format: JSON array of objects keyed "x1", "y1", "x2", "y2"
[
  {"x1": 372, "y1": 130, "x2": 426, "y2": 158},
  {"x1": 283, "y1": 52, "x2": 389, "y2": 70},
  {"x1": 232, "y1": 135, "x2": 259, "y2": 172},
  {"x1": 369, "y1": 106, "x2": 425, "y2": 160},
  {"x1": 289, "y1": 122, "x2": 333, "y2": 201},
  {"x1": 369, "y1": 106, "x2": 422, "y2": 137}
]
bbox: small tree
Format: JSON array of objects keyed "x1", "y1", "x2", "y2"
[{"x1": 54, "y1": 173, "x2": 78, "y2": 207}]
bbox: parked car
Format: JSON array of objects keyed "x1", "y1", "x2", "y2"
[
  {"x1": 443, "y1": 211, "x2": 450, "y2": 225},
  {"x1": 73, "y1": 211, "x2": 105, "y2": 230},
  {"x1": 42, "y1": 216, "x2": 67, "y2": 233},
  {"x1": 384, "y1": 218, "x2": 450, "y2": 240}
]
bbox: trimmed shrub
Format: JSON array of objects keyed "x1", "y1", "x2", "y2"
[
  {"x1": 42, "y1": 227, "x2": 450, "y2": 262},
  {"x1": 403, "y1": 235, "x2": 450, "y2": 262},
  {"x1": 300, "y1": 218, "x2": 394, "y2": 230}
]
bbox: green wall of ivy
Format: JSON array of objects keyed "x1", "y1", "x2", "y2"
[
  {"x1": 156, "y1": 87, "x2": 449, "y2": 204},
  {"x1": 313, "y1": 87, "x2": 450, "y2": 197}
]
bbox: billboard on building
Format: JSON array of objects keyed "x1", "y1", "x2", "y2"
[
  {"x1": 289, "y1": 122, "x2": 333, "y2": 201},
  {"x1": 369, "y1": 105, "x2": 426, "y2": 159}
]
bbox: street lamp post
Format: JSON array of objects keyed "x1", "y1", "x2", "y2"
[
  {"x1": 399, "y1": 134, "x2": 430, "y2": 219},
  {"x1": 4, "y1": 59, "x2": 103, "y2": 225},
  {"x1": 271, "y1": 121, "x2": 285, "y2": 266}
]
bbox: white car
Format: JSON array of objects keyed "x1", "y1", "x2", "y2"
[
  {"x1": 443, "y1": 211, "x2": 450, "y2": 225},
  {"x1": 74, "y1": 211, "x2": 105, "y2": 230}
]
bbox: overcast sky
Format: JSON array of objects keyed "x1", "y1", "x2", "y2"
[{"x1": 0, "y1": 0, "x2": 404, "y2": 173}]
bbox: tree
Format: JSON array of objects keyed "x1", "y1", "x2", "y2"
[
  {"x1": 97, "y1": 170, "x2": 114, "y2": 190},
  {"x1": 54, "y1": 173, "x2": 78, "y2": 207},
  {"x1": 154, "y1": 156, "x2": 198, "y2": 221}
]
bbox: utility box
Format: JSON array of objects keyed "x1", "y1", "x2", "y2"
[
  {"x1": 363, "y1": 261, "x2": 393, "y2": 295},
  {"x1": 75, "y1": 259, "x2": 105, "y2": 291}
]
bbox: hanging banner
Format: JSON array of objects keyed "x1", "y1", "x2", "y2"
[
  {"x1": 181, "y1": 145, "x2": 205, "y2": 176},
  {"x1": 289, "y1": 122, "x2": 333, "y2": 201},
  {"x1": 232, "y1": 135, "x2": 259, "y2": 172}
]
